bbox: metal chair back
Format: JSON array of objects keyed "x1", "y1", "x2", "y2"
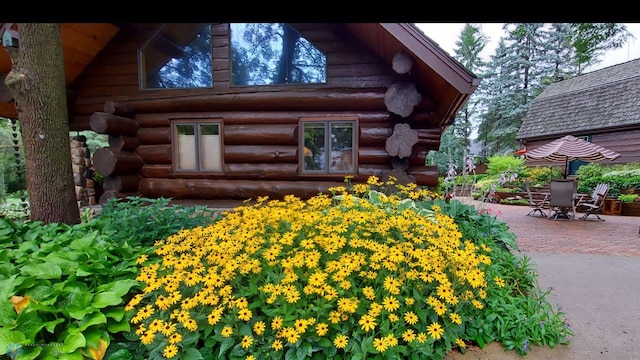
[{"x1": 549, "y1": 179, "x2": 575, "y2": 208}]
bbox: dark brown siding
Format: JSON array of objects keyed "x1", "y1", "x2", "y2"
[
  {"x1": 525, "y1": 129, "x2": 640, "y2": 174},
  {"x1": 70, "y1": 23, "x2": 442, "y2": 201},
  {"x1": 70, "y1": 23, "x2": 399, "y2": 117}
]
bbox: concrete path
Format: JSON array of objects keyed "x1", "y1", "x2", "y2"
[{"x1": 446, "y1": 199, "x2": 640, "y2": 359}]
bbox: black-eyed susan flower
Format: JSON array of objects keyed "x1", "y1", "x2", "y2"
[
  {"x1": 373, "y1": 337, "x2": 387, "y2": 352},
  {"x1": 315, "y1": 322, "x2": 329, "y2": 336},
  {"x1": 402, "y1": 329, "x2": 416, "y2": 342},
  {"x1": 333, "y1": 334, "x2": 348, "y2": 349},
  {"x1": 240, "y1": 335, "x2": 253, "y2": 349},
  {"x1": 271, "y1": 340, "x2": 283, "y2": 351},
  {"x1": 449, "y1": 312, "x2": 463, "y2": 325},
  {"x1": 403, "y1": 311, "x2": 419, "y2": 325},
  {"x1": 427, "y1": 322, "x2": 444, "y2": 340},
  {"x1": 253, "y1": 321, "x2": 266, "y2": 336},
  {"x1": 221, "y1": 326, "x2": 233, "y2": 337},
  {"x1": 382, "y1": 296, "x2": 400, "y2": 312},
  {"x1": 358, "y1": 314, "x2": 376, "y2": 332},
  {"x1": 271, "y1": 316, "x2": 283, "y2": 330},
  {"x1": 162, "y1": 344, "x2": 178, "y2": 358},
  {"x1": 238, "y1": 308, "x2": 252, "y2": 321}
]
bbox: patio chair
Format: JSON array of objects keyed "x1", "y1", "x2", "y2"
[
  {"x1": 548, "y1": 179, "x2": 577, "y2": 220},
  {"x1": 525, "y1": 179, "x2": 549, "y2": 217},
  {"x1": 575, "y1": 183, "x2": 610, "y2": 221}
]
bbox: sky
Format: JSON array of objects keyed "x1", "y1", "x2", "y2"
[{"x1": 415, "y1": 23, "x2": 640, "y2": 72}]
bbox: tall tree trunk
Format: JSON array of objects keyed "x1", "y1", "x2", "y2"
[{"x1": 4, "y1": 23, "x2": 80, "y2": 224}]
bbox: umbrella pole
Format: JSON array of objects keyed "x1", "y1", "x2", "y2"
[{"x1": 564, "y1": 157, "x2": 568, "y2": 178}]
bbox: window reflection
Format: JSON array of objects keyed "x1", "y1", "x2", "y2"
[
  {"x1": 231, "y1": 23, "x2": 327, "y2": 86},
  {"x1": 141, "y1": 24, "x2": 213, "y2": 89},
  {"x1": 302, "y1": 121, "x2": 354, "y2": 173}
]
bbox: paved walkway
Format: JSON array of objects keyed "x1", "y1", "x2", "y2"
[
  {"x1": 445, "y1": 198, "x2": 640, "y2": 359},
  {"x1": 459, "y1": 198, "x2": 640, "y2": 257}
]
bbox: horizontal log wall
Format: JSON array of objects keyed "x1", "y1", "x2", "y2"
[
  {"x1": 69, "y1": 23, "x2": 402, "y2": 119},
  {"x1": 139, "y1": 178, "x2": 346, "y2": 200},
  {"x1": 67, "y1": 23, "x2": 444, "y2": 201},
  {"x1": 93, "y1": 107, "x2": 443, "y2": 200}
]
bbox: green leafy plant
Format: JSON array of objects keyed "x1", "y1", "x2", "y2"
[
  {"x1": 0, "y1": 201, "x2": 29, "y2": 222},
  {"x1": 0, "y1": 217, "x2": 144, "y2": 359},
  {"x1": 437, "y1": 200, "x2": 573, "y2": 355},
  {"x1": 86, "y1": 196, "x2": 220, "y2": 247},
  {"x1": 500, "y1": 198, "x2": 528, "y2": 206},
  {"x1": 617, "y1": 193, "x2": 639, "y2": 203}
]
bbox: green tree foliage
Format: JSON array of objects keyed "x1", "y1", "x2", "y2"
[
  {"x1": 0, "y1": 119, "x2": 26, "y2": 201},
  {"x1": 74, "y1": 130, "x2": 108, "y2": 159},
  {"x1": 429, "y1": 23, "x2": 488, "y2": 174},
  {"x1": 464, "y1": 23, "x2": 632, "y2": 165},
  {"x1": 569, "y1": 23, "x2": 634, "y2": 72},
  {"x1": 428, "y1": 126, "x2": 466, "y2": 174}
]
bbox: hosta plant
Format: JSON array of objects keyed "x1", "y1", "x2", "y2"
[{"x1": 0, "y1": 218, "x2": 143, "y2": 359}]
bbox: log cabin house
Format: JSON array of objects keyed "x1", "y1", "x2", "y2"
[{"x1": 0, "y1": 23, "x2": 481, "y2": 203}]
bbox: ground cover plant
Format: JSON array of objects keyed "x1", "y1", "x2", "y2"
[{"x1": 126, "y1": 176, "x2": 573, "y2": 360}]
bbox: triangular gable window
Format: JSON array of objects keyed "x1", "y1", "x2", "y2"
[
  {"x1": 230, "y1": 23, "x2": 326, "y2": 86},
  {"x1": 140, "y1": 23, "x2": 213, "y2": 89}
]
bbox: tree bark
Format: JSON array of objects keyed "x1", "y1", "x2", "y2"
[{"x1": 5, "y1": 23, "x2": 80, "y2": 224}]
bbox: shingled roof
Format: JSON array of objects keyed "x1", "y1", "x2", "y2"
[{"x1": 517, "y1": 58, "x2": 640, "y2": 141}]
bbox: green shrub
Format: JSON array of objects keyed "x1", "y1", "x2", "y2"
[
  {"x1": 527, "y1": 166, "x2": 562, "y2": 186},
  {"x1": 87, "y1": 196, "x2": 220, "y2": 247},
  {"x1": 485, "y1": 155, "x2": 527, "y2": 179},
  {"x1": 577, "y1": 163, "x2": 640, "y2": 198},
  {"x1": 618, "y1": 193, "x2": 639, "y2": 203}
]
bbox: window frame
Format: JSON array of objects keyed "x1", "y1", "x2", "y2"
[
  {"x1": 138, "y1": 23, "x2": 213, "y2": 90},
  {"x1": 229, "y1": 23, "x2": 327, "y2": 87},
  {"x1": 299, "y1": 117, "x2": 357, "y2": 175},
  {"x1": 171, "y1": 119, "x2": 223, "y2": 173}
]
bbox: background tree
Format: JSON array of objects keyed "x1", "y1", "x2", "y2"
[
  {"x1": 474, "y1": 23, "x2": 632, "y2": 161},
  {"x1": 569, "y1": 23, "x2": 634, "y2": 73},
  {"x1": 428, "y1": 23, "x2": 488, "y2": 173},
  {"x1": 0, "y1": 118, "x2": 26, "y2": 202},
  {"x1": 4, "y1": 23, "x2": 80, "y2": 224}
]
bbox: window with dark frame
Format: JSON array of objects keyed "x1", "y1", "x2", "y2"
[
  {"x1": 230, "y1": 23, "x2": 327, "y2": 86},
  {"x1": 301, "y1": 119, "x2": 356, "y2": 174},
  {"x1": 173, "y1": 121, "x2": 222, "y2": 172},
  {"x1": 140, "y1": 24, "x2": 213, "y2": 89}
]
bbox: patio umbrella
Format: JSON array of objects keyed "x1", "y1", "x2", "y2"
[{"x1": 524, "y1": 135, "x2": 621, "y2": 178}]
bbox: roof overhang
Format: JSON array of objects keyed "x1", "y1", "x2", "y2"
[
  {"x1": 345, "y1": 23, "x2": 481, "y2": 126},
  {"x1": 0, "y1": 23, "x2": 120, "y2": 118}
]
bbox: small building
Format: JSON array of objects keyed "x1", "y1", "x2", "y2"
[
  {"x1": 0, "y1": 23, "x2": 480, "y2": 203},
  {"x1": 517, "y1": 58, "x2": 640, "y2": 176}
]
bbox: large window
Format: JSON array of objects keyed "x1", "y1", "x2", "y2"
[
  {"x1": 140, "y1": 24, "x2": 213, "y2": 89},
  {"x1": 301, "y1": 119, "x2": 356, "y2": 174},
  {"x1": 173, "y1": 122, "x2": 222, "y2": 172},
  {"x1": 230, "y1": 23, "x2": 327, "y2": 86}
]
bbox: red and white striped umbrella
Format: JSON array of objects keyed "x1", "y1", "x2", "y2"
[{"x1": 525, "y1": 135, "x2": 621, "y2": 177}]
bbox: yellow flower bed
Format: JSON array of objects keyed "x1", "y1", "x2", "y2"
[{"x1": 126, "y1": 177, "x2": 495, "y2": 359}]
